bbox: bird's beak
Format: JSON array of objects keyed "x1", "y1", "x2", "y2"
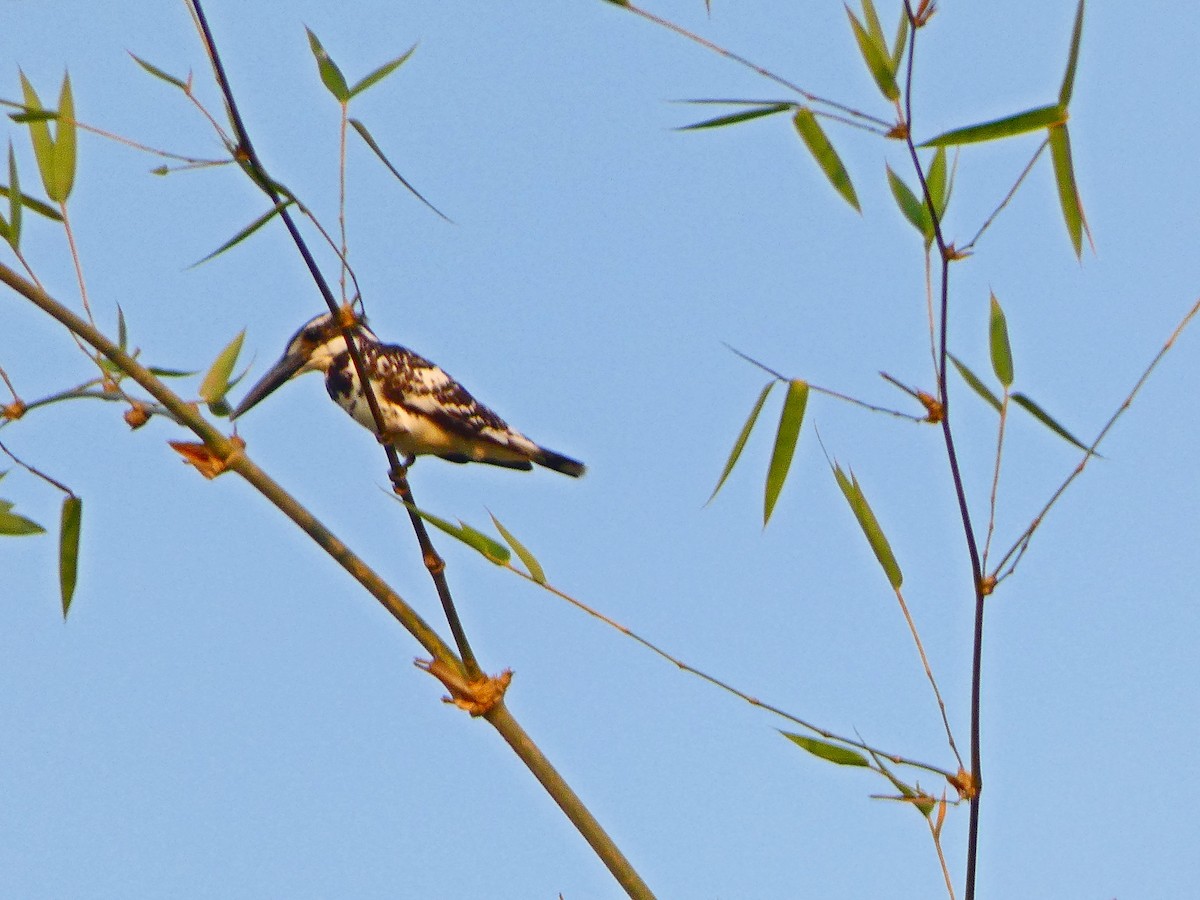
[{"x1": 230, "y1": 351, "x2": 307, "y2": 420}]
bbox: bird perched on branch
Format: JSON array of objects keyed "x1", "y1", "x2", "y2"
[{"x1": 231, "y1": 310, "x2": 585, "y2": 477}]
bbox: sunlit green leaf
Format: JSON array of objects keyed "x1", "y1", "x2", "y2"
[
  {"x1": 1059, "y1": 0, "x2": 1086, "y2": 107},
  {"x1": 52, "y1": 74, "x2": 76, "y2": 203},
  {"x1": 676, "y1": 102, "x2": 792, "y2": 131},
  {"x1": 191, "y1": 200, "x2": 293, "y2": 267},
  {"x1": 832, "y1": 464, "x2": 902, "y2": 589},
  {"x1": 708, "y1": 381, "x2": 774, "y2": 505},
  {"x1": 782, "y1": 732, "x2": 870, "y2": 767},
  {"x1": 764, "y1": 379, "x2": 809, "y2": 526},
  {"x1": 926, "y1": 146, "x2": 949, "y2": 219},
  {"x1": 988, "y1": 293, "x2": 1014, "y2": 388},
  {"x1": 456, "y1": 520, "x2": 511, "y2": 565},
  {"x1": 21, "y1": 73, "x2": 56, "y2": 200},
  {"x1": 1049, "y1": 124, "x2": 1087, "y2": 258},
  {"x1": 129, "y1": 53, "x2": 188, "y2": 91},
  {"x1": 348, "y1": 44, "x2": 418, "y2": 99},
  {"x1": 1011, "y1": 392, "x2": 1092, "y2": 453},
  {"x1": 948, "y1": 354, "x2": 1002, "y2": 412},
  {"x1": 348, "y1": 119, "x2": 450, "y2": 221},
  {"x1": 846, "y1": 6, "x2": 900, "y2": 101},
  {"x1": 922, "y1": 104, "x2": 1064, "y2": 147},
  {"x1": 306, "y1": 28, "x2": 350, "y2": 102},
  {"x1": 59, "y1": 496, "x2": 82, "y2": 618},
  {"x1": 0, "y1": 507, "x2": 45, "y2": 535},
  {"x1": 860, "y1": 0, "x2": 886, "y2": 46},
  {"x1": 0, "y1": 184, "x2": 63, "y2": 221},
  {"x1": 886, "y1": 165, "x2": 931, "y2": 242},
  {"x1": 792, "y1": 109, "x2": 860, "y2": 212},
  {"x1": 198, "y1": 330, "x2": 246, "y2": 406},
  {"x1": 7, "y1": 143, "x2": 21, "y2": 249},
  {"x1": 890, "y1": 6, "x2": 909, "y2": 73},
  {"x1": 490, "y1": 512, "x2": 546, "y2": 584}
]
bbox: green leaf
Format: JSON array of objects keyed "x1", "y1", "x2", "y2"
[
  {"x1": 764, "y1": 379, "x2": 809, "y2": 526},
  {"x1": 148, "y1": 366, "x2": 198, "y2": 378},
  {"x1": 792, "y1": 109, "x2": 860, "y2": 212},
  {"x1": 490, "y1": 512, "x2": 546, "y2": 584},
  {"x1": 306, "y1": 28, "x2": 350, "y2": 102},
  {"x1": 0, "y1": 184, "x2": 63, "y2": 221},
  {"x1": 708, "y1": 381, "x2": 774, "y2": 505},
  {"x1": 401, "y1": 502, "x2": 510, "y2": 565},
  {"x1": 128, "y1": 53, "x2": 188, "y2": 91},
  {"x1": 948, "y1": 354, "x2": 1002, "y2": 413},
  {"x1": 0, "y1": 507, "x2": 45, "y2": 535},
  {"x1": 860, "y1": 0, "x2": 886, "y2": 47},
  {"x1": 988, "y1": 293, "x2": 1014, "y2": 388},
  {"x1": 59, "y1": 496, "x2": 82, "y2": 618},
  {"x1": 198, "y1": 330, "x2": 246, "y2": 406},
  {"x1": 782, "y1": 732, "x2": 870, "y2": 767},
  {"x1": 1049, "y1": 124, "x2": 1087, "y2": 258},
  {"x1": 7, "y1": 143, "x2": 21, "y2": 249},
  {"x1": 191, "y1": 200, "x2": 293, "y2": 267},
  {"x1": 890, "y1": 6, "x2": 909, "y2": 73},
  {"x1": 676, "y1": 102, "x2": 792, "y2": 131},
  {"x1": 116, "y1": 304, "x2": 128, "y2": 352},
  {"x1": 926, "y1": 146, "x2": 949, "y2": 220},
  {"x1": 21, "y1": 73, "x2": 56, "y2": 200},
  {"x1": 846, "y1": 6, "x2": 900, "y2": 101},
  {"x1": 1059, "y1": 0, "x2": 1086, "y2": 107},
  {"x1": 348, "y1": 119, "x2": 450, "y2": 221},
  {"x1": 922, "y1": 103, "x2": 1065, "y2": 147},
  {"x1": 832, "y1": 464, "x2": 903, "y2": 589},
  {"x1": 52, "y1": 74, "x2": 76, "y2": 203},
  {"x1": 886, "y1": 165, "x2": 931, "y2": 242},
  {"x1": 348, "y1": 44, "x2": 418, "y2": 99},
  {"x1": 1011, "y1": 392, "x2": 1091, "y2": 453}
]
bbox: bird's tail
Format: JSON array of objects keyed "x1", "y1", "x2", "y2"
[{"x1": 535, "y1": 446, "x2": 586, "y2": 478}]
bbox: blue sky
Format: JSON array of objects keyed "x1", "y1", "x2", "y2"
[{"x1": 2, "y1": 2, "x2": 1198, "y2": 897}]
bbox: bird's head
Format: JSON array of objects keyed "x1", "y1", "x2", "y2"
[{"x1": 231, "y1": 310, "x2": 377, "y2": 419}]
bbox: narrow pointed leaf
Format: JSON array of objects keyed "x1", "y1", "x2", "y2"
[
  {"x1": 948, "y1": 354, "x2": 1002, "y2": 412},
  {"x1": 793, "y1": 109, "x2": 860, "y2": 212},
  {"x1": 198, "y1": 330, "x2": 246, "y2": 406},
  {"x1": 708, "y1": 381, "x2": 775, "y2": 504},
  {"x1": 890, "y1": 7, "x2": 909, "y2": 73},
  {"x1": 1011, "y1": 392, "x2": 1091, "y2": 452},
  {"x1": 1059, "y1": 0, "x2": 1086, "y2": 107},
  {"x1": 50, "y1": 74, "x2": 76, "y2": 203},
  {"x1": 116, "y1": 304, "x2": 128, "y2": 352},
  {"x1": 59, "y1": 496, "x2": 82, "y2": 618},
  {"x1": 306, "y1": 28, "x2": 350, "y2": 102},
  {"x1": 0, "y1": 508, "x2": 45, "y2": 535},
  {"x1": 148, "y1": 366, "x2": 199, "y2": 378},
  {"x1": 764, "y1": 380, "x2": 809, "y2": 526},
  {"x1": 988, "y1": 293, "x2": 1014, "y2": 388},
  {"x1": 10, "y1": 110, "x2": 60, "y2": 124},
  {"x1": 0, "y1": 185, "x2": 62, "y2": 221},
  {"x1": 1049, "y1": 124, "x2": 1086, "y2": 258},
  {"x1": 490, "y1": 512, "x2": 546, "y2": 584},
  {"x1": 456, "y1": 520, "x2": 511, "y2": 565},
  {"x1": 348, "y1": 119, "x2": 450, "y2": 221},
  {"x1": 191, "y1": 200, "x2": 293, "y2": 267},
  {"x1": 926, "y1": 146, "x2": 948, "y2": 219},
  {"x1": 886, "y1": 165, "x2": 931, "y2": 241},
  {"x1": 860, "y1": 0, "x2": 887, "y2": 47},
  {"x1": 7, "y1": 143, "x2": 21, "y2": 249},
  {"x1": 846, "y1": 7, "x2": 900, "y2": 101},
  {"x1": 782, "y1": 732, "x2": 870, "y2": 767},
  {"x1": 676, "y1": 102, "x2": 792, "y2": 131},
  {"x1": 20, "y1": 73, "x2": 57, "y2": 200},
  {"x1": 922, "y1": 104, "x2": 1065, "y2": 147},
  {"x1": 348, "y1": 44, "x2": 418, "y2": 99},
  {"x1": 832, "y1": 465, "x2": 902, "y2": 589},
  {"x1": 129, "y1": 53, "x2": 188, "y2": 90}
]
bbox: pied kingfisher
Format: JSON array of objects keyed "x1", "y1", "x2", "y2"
[{"x1": 231, "y1": 311, "x2": 585, "y2": 477}]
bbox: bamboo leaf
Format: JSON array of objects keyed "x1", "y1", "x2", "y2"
[
  {"x1": 764, "y1": 380, "x2": 809, "y2": 526},
  {"x1": 782, "y1": 732, "x2": 870, "y2": 767},
  {"x1": 7, "y1": 143, "x2": 21, "y2": 249},
  {"x1": 0, "y1": 184, "x2": 63, "y2": 221},
  {"x1": 306, "y1": 28, "x2": 350, "y2": 103},
  {"x1": 890, "y1": 6, "x2": 909, "y2": 73},
  {"x1": 456, "y1": 520, "x2": 512, "y2": 565},
  {"x1": 191, "y1": 200, "x2": 293, "y2": 267},
  {"x1": 988, "y1": 293, "x2": 1014, "y2": 388},
  {"x1": 348, "y1": 44, "x2": 418, "y2": 99},
  {"x1": 490, "y1": 512, "x2": 546, "y2": 584},
  {"x1": 128, "y1": 52, "x2": 188, "y2": 90},
  {"x1": 117, "y1": 304, "x2": 128, "y2": 352},
  {"x1": 198, "y1": 330, "x2": 246, "y2": 406},
  {"x1": 832, "y1": 464, "x2": 903, "y2": 589},
  {"x1": 676, "y1": 102, "x2": 792, "y2": 131},
  {"x1": 0, "y1": 507, "x2": 45, "y2": 535},
  {"x1": 1059, "y1": 0, "x2": 1086, "y2": 107},
  {"x1": 846, "y1": 7, "x2": 900, "y2": 101},
  {"x1": 59, "y1": 496, "x2": 82, "y2": 618},
  {"x1": 886, "y1": 165, "x2": 931, "y2": 242},
  {"x1": 948, "y1": 353, "x2": 1002, "y2": 413},
  {"x1": 20, "y1": 72, "x2": 57, "y2": 201},
  {"x1": 926, "y1": 146, "x2": 949, "y2": 219},
  {"x1": 148, "y1": 366, "x2": 198, "y2": 378},
  {"x1": 51, "y1": 74, "x2": 76, "y2": 203},
  {"x1": 860, "y1": 0, "x2": 887, "y2": 48},
  {"x1": 348, "y1": 119, "x2": 450, "y2": 221},
  {"x1": 922, "y1": 104, "x2": 1065, "y2": 147},
  {"x1": 1011, "y1": 392, "x2": 1091, "y2": 452},
  {"x1": 792, "y1": 109, "x2": 860, "y2": 212},
  {"x1": 708, "y1": 381, "x2": 775, "y2": 505},
  {"x1": 1049, "y1": 124, "x2": 1087, "y2": 258}
]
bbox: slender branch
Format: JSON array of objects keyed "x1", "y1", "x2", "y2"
[
  {"x1": 962, "y1": 139, "x2": 1048, "y2": 253},
  {"x1": 980, "y1": 394, "x2": 1010, "y2": 571},
  {"x1": 0, "y1": 437, "x2": 75, "y2": 496},
  {"x1": 893, "y1": 586, "x2": 963, "y2": 771}
]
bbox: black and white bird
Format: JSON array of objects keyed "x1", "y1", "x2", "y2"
[{"x1": 231, "y1": 311, "x2": 585, "y2": 477}]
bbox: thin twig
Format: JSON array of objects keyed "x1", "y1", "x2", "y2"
[
  {"x1": 0, "y1": 437, "x2": 75, "y2": 496},
  {"x1": 893, "y1": 586, "x2": 963, "y2": 771},
  {"x1": 980, "y1": 394, "x2": 1010, "y2": 571},
  {"x1": 962, "y1": 138, "x2": 1048, "y2": 253}
]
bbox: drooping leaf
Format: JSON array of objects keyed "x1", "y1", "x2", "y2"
[
  {"x1": 1049, "y1": 124, "x2": 1087, "y2": 258},
  {"x1": 922, "y1": 104, "x2": 1064, "y2": 147},
  {"x1": 198, "y1": 330, "x2": 246, "y2": 407},
  {"x1": 845, "y1": 6, "x2": 900, "y2": 101},
  {"x1": 792, "y1": 108, "x2": 860, "y2": 212},
  {"x1": 1011, "y1": 392, "x2": 1091, "y2": 452},
  {"x1": 0, "y1": 507, "x2": 45, "y2": 535},
  {"x1": 191, "y1": 200, "x2": 293, "y2": 267},
  {"x1": 708, "y1": 381, "x2": 775, "y2": 505},
  {"x1": 676, "y1": 102, "x2": 792, "y2": 131},
  {"x1": 348, "y1": 44, "x2": 418, "y2": 99},
  {"x1": 128, "y1": 53, "x2": 189, "y2": 90},
  {"x1": 348, "y1": 119, "x2": 449, "y2": 221},
  {"x1": 490, "y1": 512, "x2": 546, "y2": 584},
  {"x1": 1059, "y1": 0, "x2": 1086, "y2": 107},
  {"x1": 832, "y1": 464, "x2": 902, "y2": 589},
  {"x1": 886, "y1": 165, "x2": 931, "y2": 242},
  {"x1": 764, "y1": 379, "x2": 809, "y2": 526},
  {"x1": 948, "y1": 354, "x2": 1003, "y2": 413},
  {"x1": 988, "y1": 293, "x2": 1014, "y2": 388},
  {"x1": 782, "y1": 732, "x2": 870, "y2": 767},
  {"x1": 305, "y1": 28, "x2": 350, "y2": 102},
  {"x1": 59, "y1": 496, "x2": 82, "y2": 618}
]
